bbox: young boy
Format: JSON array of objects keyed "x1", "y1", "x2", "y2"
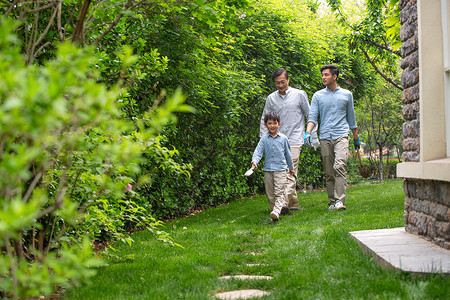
[{"x1": 252, "y1": 112, "x2": 295, "y2": 221}]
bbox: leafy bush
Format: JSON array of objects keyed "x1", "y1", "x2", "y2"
[
  {"x1": 0, "y1": 19, "x2": 191, "y2": 299},
  {"x1": 298, "y1": 146, "x2": 325, "y2": 189}
]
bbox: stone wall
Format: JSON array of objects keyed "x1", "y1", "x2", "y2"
[
  {"x1": 400, "y1": 0, "x2": 419, "y2": 163},
  {"x1": 399, "y1": 0, "x2": 450, "y2": 250},
  {"x1": 403, "y1": 180, "x2": 450, "y2": 249}
]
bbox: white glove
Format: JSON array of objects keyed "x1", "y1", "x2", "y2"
[{"x1": 311, "y1": 131, "x2": 320, "y2": 149}]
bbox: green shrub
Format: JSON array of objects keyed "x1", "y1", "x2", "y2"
[
  {"x1": 0, "y1": 19, "x2": 191, "y2": 299},
  {"x1": 298, "y1": 146, "x2": 325, "y2": 189}
]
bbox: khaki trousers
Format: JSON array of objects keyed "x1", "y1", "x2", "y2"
[
  {"x1": 285, "y1": 145, "x2": 301, "y2": 209},
  {"x1": 320, "y1": 136, "x2": 349, "y2": 206},
  {"x1": 264, "y1": 171, "x2": 288, "y2": 215}
]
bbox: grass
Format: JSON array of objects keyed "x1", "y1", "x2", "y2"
[{"x1": 65, "y1": 179, "x2": 449, "y2": 299}]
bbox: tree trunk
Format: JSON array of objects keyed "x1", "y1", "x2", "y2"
[
  {"x1": 72, "y1": 0, "x2": 91, "y2": 44},
  {"x1": 378, "y1": 145, "x2": 384, "y2": 183},
  {"x1": 386, "y1": 148, "x2": 390, "y2": 179}
]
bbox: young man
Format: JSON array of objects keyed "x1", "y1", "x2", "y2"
[
  {"x1": 252, "y1": 112, "x2": 295, "y2": 221},
  {"x1": 259, "y1": 68, "x2": 318, "y2": 211},
  {"x1": 305, "y1": 65, "x2": 361, "y2": 210}
]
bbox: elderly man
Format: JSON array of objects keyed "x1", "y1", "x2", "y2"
[{"x1": 260, "y1": 67, "x2": 317, "y2": 212}]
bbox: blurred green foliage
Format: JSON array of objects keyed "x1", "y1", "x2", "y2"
[{"x1": 0, "y1": 18, "x2": 189, "y2": 298}]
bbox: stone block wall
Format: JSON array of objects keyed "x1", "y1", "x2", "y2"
[
  {"x1": 403, "y1": 180, "x2": 450, "y2": 249},
  {"x1": 399, "y1": 0, "x2": 450, "y2": 249},
  {"x1": 400, "y1": 0, "x2": 419, "y2": 163}
]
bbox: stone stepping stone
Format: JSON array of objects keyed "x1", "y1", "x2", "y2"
[
  {"x1": 215, "y1": 289, "x2": 270, "y2": 299},
  {"x1": 219, "y1": 275, "x2": 272, "y2": 280},
  {"x1": 350, "y1": 227, "x2": 450, "y2": 274}
]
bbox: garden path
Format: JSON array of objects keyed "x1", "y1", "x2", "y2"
[{"x1": 350, "y1": 227, "x2": 450, "y2": 274}]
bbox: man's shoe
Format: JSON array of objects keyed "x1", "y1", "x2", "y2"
[
  {"x1": 328, "y1": 204, "x2": 336, "y2": 210},
  {"x1": 270, "y1": 211, "x2": 279, "y2": 221},
  {"x1": 335, "y1": 201, "x2": 346, "y2": 210},
  {"x1": 280, "y1": 206, "x2": 290, "y2": 215}
]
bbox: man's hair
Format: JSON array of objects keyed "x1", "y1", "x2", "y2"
[
  {"x1": 271, "y1": 68, "x2": 289, "y2": 81},
  {"x1": 320, "y1": 64, "x2": 339, "y2": 78},
  {"x1": 264, "y1": 111, "x2": 280, "y2": 124}
]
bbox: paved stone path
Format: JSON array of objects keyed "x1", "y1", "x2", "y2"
[
  {"x1": 350, "y1": 227, "x2": 450, "y2": 274},
  {"x1": 215, "y1": 289, "x2": 270, "y2": 300},
  {"x1": 215, "y1": 227, "x2": 450, "y2": 299},
  {"x1": 215, "y1": 253, "x2": 272, "y2": 299},
  {"x1": 219, "y1": 275, "x2": 272, "y2": 280}
]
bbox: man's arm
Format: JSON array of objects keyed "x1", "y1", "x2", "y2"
[
  {"x1": 346, "y1": 92, "x2": 357, "y2": 131},
  {"x1": 259, "y1": 113, "x2": 267, "y2": 138},
  {"x1": 284, "y1": 139, "x2": 294, "y2": 170},
  {"x1": 306, "y1": 121, "x2": 316, "y2": 133},
  {"x1": 259, "y1": 96, "x2": 272, "y2": 138},
  {"x1": 351, "y1": 127, "x2": 361, "y2": 150},
  {"x1": 346, "y1": 92, "x2": 360, "y2": 149},
  {"x1": 304, "y1": 92, "x2": 319, "y2": 146},
  {"x1": 299, "y1": 90, "x2": 310, "y2": 118}
]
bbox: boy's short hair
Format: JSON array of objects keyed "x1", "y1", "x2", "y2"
[
  {"x1": 320, "y1": 64, "x2": 339, "y2": 78},
  {"x1": 264, "y1": 111, "x2": 280, "y2": 124}
]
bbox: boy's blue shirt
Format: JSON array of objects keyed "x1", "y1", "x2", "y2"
[{"x1": 252, "y1": 132, "x2": 294, "y2": 171}]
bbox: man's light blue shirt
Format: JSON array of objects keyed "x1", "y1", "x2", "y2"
[
  {"x1": 308, "y1": 87, "x2": 357, "y2": 140},
  {"x1": 252, "y1": 132, "x2": 294, "y2": 171}
]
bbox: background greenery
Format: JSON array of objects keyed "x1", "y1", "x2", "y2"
[{"x1": 0, "y1": 0, "x2": 406, "y2": 297}]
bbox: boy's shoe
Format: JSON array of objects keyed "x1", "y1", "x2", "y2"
[
  {"x1": 335, "y1": 201, "x2": 346, "y2": 210},
  {"x1": 280, "y1": 206, "x2": 290, "y2": 215},
  {"x1": 328, "y1": 204, "x2": 336, "y2": 210},
  {"x1": 270, "y1": 211, "x2": 279, "y2": 221}
]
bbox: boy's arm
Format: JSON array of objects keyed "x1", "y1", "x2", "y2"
[{"x1": 252, "y1": 137, "x2": 265, "y2": 167}]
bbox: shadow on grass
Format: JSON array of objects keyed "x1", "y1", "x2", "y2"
[{"x1": 65, "y1": 179, "x2": 450, "y2": 299}]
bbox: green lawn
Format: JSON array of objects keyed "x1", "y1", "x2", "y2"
[{"x1": 65, "y1": 179, "x2": 449, "y2": 299}]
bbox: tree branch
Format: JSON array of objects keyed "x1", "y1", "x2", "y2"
[
  {"x1": 85, "y1": 0, "x2": 113, "y2": 28},
  {"x1": 24, "y1": 0, "x2": 58, "y2": 13},
  {"x1": 57, "y1": 0, "x2": 64, "y2": 41},
  {"x1": 362, "y1": 49, "x2": 403, "y2": 91},
  {"x1": 29, "y1": 4, "x2": 58, "y2": 64},
  {"x1": 363, "y1": 39, "x2": 401, "y2": 57},
  {"x1": 92, "y1": 0, "x2": 134, "y2": 45},
  {"x1": 33, "y1": 41, "x2": 56, "y2": 59},
  {"x1": 5, "y1": 235, "x2": 19, "y2": 300},
  {"x1": 37, "y1": 168, "x2": 68, "y2": 219},
  {"x1": 72, "y1": 0, "x2": 91, "y2": 44},
  {"x1": 3, "y1": 0, "x2": 21, "y2": 16},
  {"x1": 23, "y1": 171, "x2": 43, "y2": 202}
]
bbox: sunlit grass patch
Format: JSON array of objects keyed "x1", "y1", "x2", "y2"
[{"x1": 66, "y1": 179, "x2": 449, "y2": 299}]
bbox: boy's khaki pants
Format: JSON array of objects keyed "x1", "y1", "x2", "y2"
[{"x1": 264, "y1": 170, "x2": 288, "y2": 215}]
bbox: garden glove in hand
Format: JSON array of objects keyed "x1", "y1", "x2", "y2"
[
  {"x1": 353, "y1": 137, "x2": 361, "y2": 150},
  {"x1": 304, "y1": 132, "x2": 311, "y2": 147},
  {"x1": 311, "y1": 131, "x2": 320, "y2": 149}
]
